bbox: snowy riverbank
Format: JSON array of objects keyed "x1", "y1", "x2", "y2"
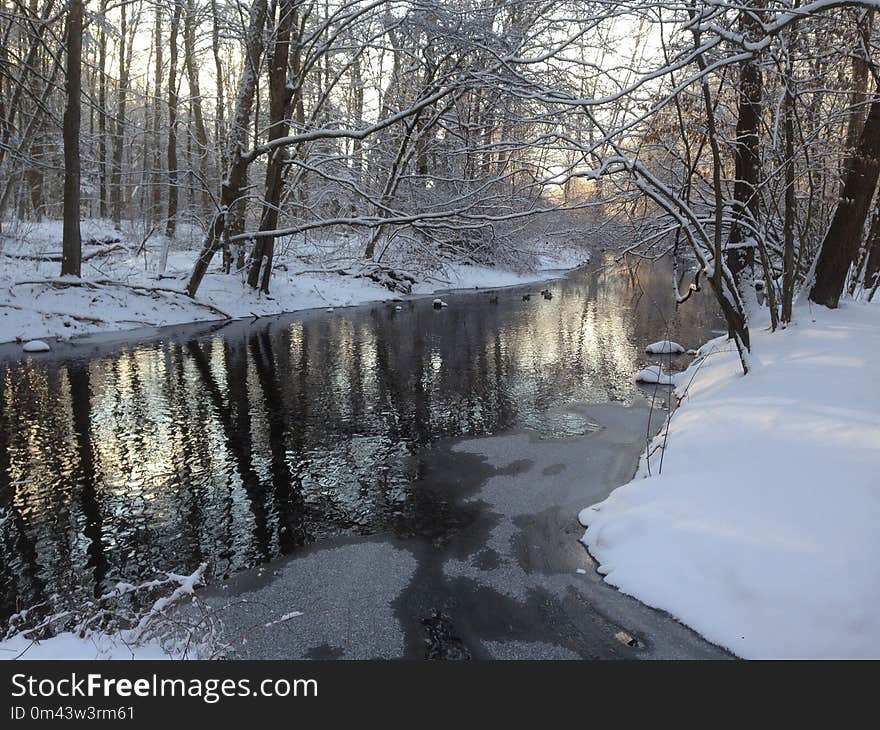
[
  {"x1": 0, "y1": 219, "x2": 586, "y2": 347},
  {"x1": 580, "y1": 301, "x2": 880, "y2": 658}
]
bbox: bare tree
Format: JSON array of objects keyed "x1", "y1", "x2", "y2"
[
  {"x1": 186, "y1": 0, "x2": 269, "y2": 296},
  {"x1": 61, "y1": 0, "x2": 83, "y2": 276},
  {"x1": 166, "y1": 1, "x2": 183, "y2": 238},
  {"x1": 810, "y1": 93, "x2": 880, "y2": 307},
  {"x1": 246, "y1": 0, "x2": 297, "y2": 292}
]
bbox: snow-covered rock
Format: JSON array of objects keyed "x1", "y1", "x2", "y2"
[
  {"x1": 22, "y1": 339, "x2": 51, "y2": 353},
  {"x1": 645, "y1": 340, "x2": 685, "y2": 354},
  {"x1": 635, "y1": 365, "x2": 675, "y2": 385},
  {"x1": 432, "y1": 298, "x2": 448, "y2": 309}
]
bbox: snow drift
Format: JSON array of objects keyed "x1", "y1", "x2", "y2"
[{"x1": 580, "y1": 302, "x2": 880, "y2": 659}]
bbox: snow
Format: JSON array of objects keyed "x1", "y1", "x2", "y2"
[
  {"x1": 0, "y1": 219, "x2": 586, "y2": 345},
  {"x1": 635, "y1": 365, "x2": 676, "y2": 385},
  {"x1": 1, "y1": 564, "x2": 208, "y2": 660},
  {"x1": 0, "y1": 632, "x2": 174, "y2": 660},
  {"x1": 263, "y1": 611, "x2": 304, "y2": 628},
  {"x1": 21, "y1": 339, "x2": 50, "y2": 352},
  {"x1": 580, "y1": 302, "x2": 880, "y2": 658},
  {"x1": 645, "y1": 340, "x2": 686, "y2": 354}
]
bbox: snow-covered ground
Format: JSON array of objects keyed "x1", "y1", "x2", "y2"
[
  {"x1": 0, "y1": 564, "x2": 209, "y2": 660},
  {"x1": 580, "y1": 301, "x2": 880, "y2": 658},
  {"x1": 0, "y1": 632, "x2": 173, "y2": 660},
  {"x1": 0, "y1": 219, "x2": 587, "y2": 346}
]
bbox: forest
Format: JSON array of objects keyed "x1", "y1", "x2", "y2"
[
  {"x1": 0, "y1": 1, "x2": 878, "y2": 345},
  {"x1": 0, "y1": 0, "x2": 878, "y2": 663}
]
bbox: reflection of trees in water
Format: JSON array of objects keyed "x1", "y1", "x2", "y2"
[
  {"x1": 0, "y1": 264, "x2": 721, "y2": 620},
  {"x1": 0, "y1": 367, "x2": 47, "y2": 618},
  {"x1": 68, "y1": 364, "x2": 108, "y2": 598}
]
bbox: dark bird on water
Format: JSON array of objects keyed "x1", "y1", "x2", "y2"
[
  {"x1": 522, "y1": 293, "x2": 531, "y2": 301},
  {"x1": 541, "y1": 289, "x2": 553, "y2": 300}
]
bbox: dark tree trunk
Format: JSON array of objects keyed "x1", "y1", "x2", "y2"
[
  {"x1": 210, "y1": 0, "x2": 226, "y2": 174},
  {"x1": 166, "y1": 2, "x2": 182, "y2": 238},
  {"x1": 61, "y1": 0, "x2": 83, "y2": 277},
  {"x1": 809, "y1": 93, "x2": 880, "y2": 308},
  {"x1": 726, "y1": 1, "x2": 762, "y2": 280},
  {"x1": 186, "y1": 0, "x2": 269, "y2": 297},
  {"x1": 247, "y1": 0, "x2": 296, "y2": 293},
  {"x1": 97, "y1": 0, "x2": 108, "y2": 218},
  {"x1": 184, "y1": 0, "x2": 210, "y2": 214},
  {"x1": 350, "y1": 54, "x2": 363, "y2": 184},
  {"x1": 151, "y1": 6, "x2": 163, "y2": 223},
  {"x1": 111, "y1": 1, "x2": 128, "y2": 224},
  {"x1": 843, "y1": 15, "x2": 872, "y2": 176},
  {"x1": 781, "y1": 69, "x2": 796, "y2": 323},
  {"x1": 861, "y1": 206, "x2": 880, "y2": 290}
]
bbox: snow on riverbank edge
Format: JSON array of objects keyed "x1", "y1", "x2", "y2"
[
  {"x1": 0, "y1": 632, "x2": 174, "y2": 660},
  {"x1": 0, "y1": 261, "x2": 585, "y2": 349},
  {"x1": 579, "y1": 302, "x2": 880, "y2": 659},
  {"x1": 0, "y1": 221, "x2": 586, "y2": 347}
]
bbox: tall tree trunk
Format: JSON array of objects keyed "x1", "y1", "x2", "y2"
[
  {"x1": 726, "y1": 0, "x2": 762, "y2": 280},
  {"x1": 860, "y1": 205, "x2": 880, "y2": 290},
  {"x1": 247, "y1": 0, "x2": 295, "y2": 293},
  {"x1": 26, "y1": 85, "x2": 44, "y2": 218},
  {"x1": 111, "y1": 1, "x2": 128, "y2": 224},
  {"x1": 97, "y1": 0, "x2": 108, "y2": 218},
  {"x1": 210, "y1": 0, "x2": 226, "y2": 173},
  {"x1": 151, "y1": 5, "x2": 163, "y2": 223},
  {"x1": 61, "y1": 0, "x2": 83, "y2": 277},
  {"x1": 350, "y1": 53, "x2": 363, "y2": 185},
  {"x1": 809, "y1": 92, "x2": 880, "y2": 308},
  {"x1": 844, "y1": 15, "x2": 872, "y2": 159},
  {"x1": 166, "y1": 2, "x2": 182, "y2": 238},
  {"x1": 184, "y1": 0, "x2": 210, "y2": 214},
  {"x1": 186, "y1": 0, "x2": 269, "y2": 297},
  {"x1": 781, "y1": 57, "x2": 797, "y2": 323},
  {"x1": 691, "y1": 18, "x2": 751, "y2": 372}
]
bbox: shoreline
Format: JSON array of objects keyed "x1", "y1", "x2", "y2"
[
  {"x1": 0, "y1": 261, "x2": 586, "y2": 357},
  {"x1": 578, "y1": 301, "x2": 880, "y2": 658}
]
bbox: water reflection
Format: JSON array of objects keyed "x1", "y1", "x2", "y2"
[{"x1": 0, "y1": 260, "x2": 721, "y2": 619}]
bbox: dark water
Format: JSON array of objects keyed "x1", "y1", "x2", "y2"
[{"x1": 0, "y1": 260, "x2": 722, "y2": 621}]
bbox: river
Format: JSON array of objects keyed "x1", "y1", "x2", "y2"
[{"x1": 0, "y1": 258, "x2": 729, "y2": 657}]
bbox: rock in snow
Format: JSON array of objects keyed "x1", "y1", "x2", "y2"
[
  {"x1": 645, "y1": 340, "x2": 686, "y2": 354},
  {"x1": 22, "y1": 340, "x2": 51, "y2": 353},
  {"x1": 635, "y1": 365, "x2": 675, "y2": 385}
]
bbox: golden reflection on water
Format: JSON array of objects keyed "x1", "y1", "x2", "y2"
[{"x1": 0, "y1": 260, "x2": 720, "y2": 617}]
